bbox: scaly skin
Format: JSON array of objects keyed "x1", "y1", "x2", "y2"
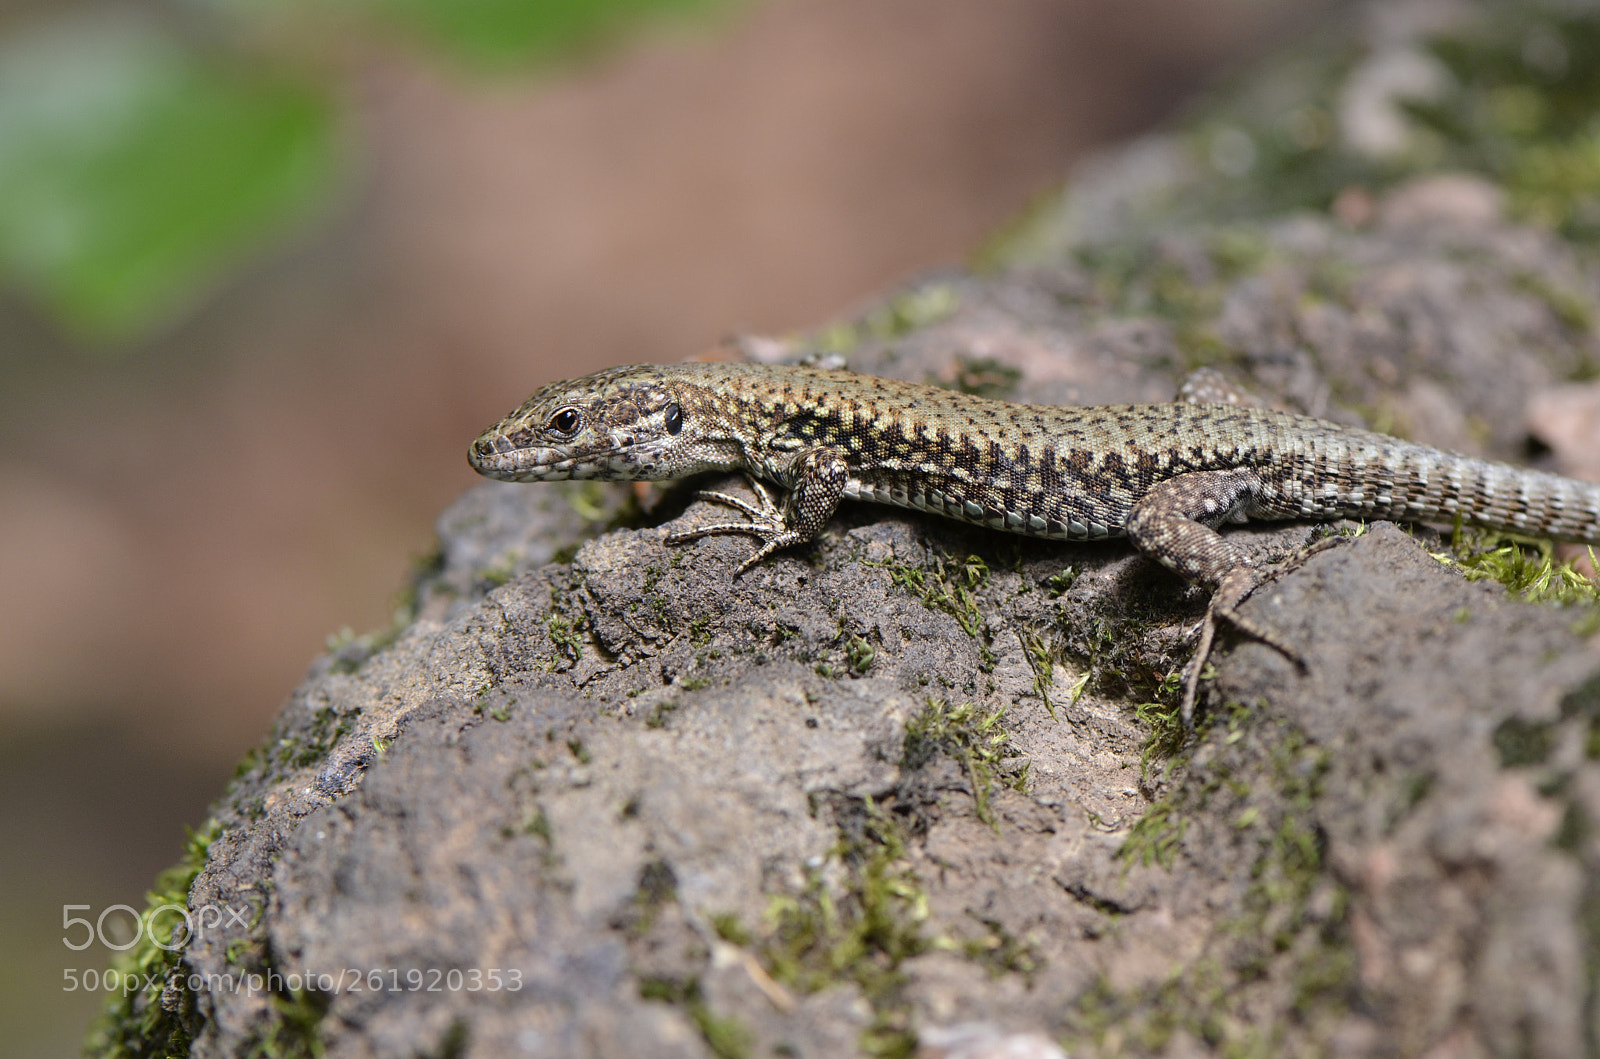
[{"x1": 470, "y1": 362, "x2": 1600, "y2": 723}]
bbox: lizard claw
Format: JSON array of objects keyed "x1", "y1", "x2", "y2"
[
  {"x1": 1180, "y1": 565, "x2": 1306, "y2": 729},
  {"x1": 666, "y1": 476, "x2": 798, "y2": 576}
]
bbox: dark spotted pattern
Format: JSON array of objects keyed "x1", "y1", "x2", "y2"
[
  {"x1": 473, "y1": 361, "x2": 1600, "y2": 563},
  {"x1": 471, "y1": 362, "x2": 1600, "y2": 553},
  {"x1": 472, "y1": 361, "x2": 1600, "y2": 724}
]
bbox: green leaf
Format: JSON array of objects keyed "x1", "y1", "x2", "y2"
[
  {"x1": 368, "y1": 0, "x2": 729, "y2": 71},
  {"x1": 0, "y1": 14, "x2": 340, "y2": 343}
]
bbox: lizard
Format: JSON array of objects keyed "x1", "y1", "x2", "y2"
[{"x1": 468, "y1": 361, "x2": 1600, "y2": 725}]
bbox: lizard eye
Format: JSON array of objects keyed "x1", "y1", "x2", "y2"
[
  {"x1": 664, "y1": 403, "x2": 683, "y2": 435},
  {"x1": 547, "y1": 408, "x2": 582, "y2": 436}
]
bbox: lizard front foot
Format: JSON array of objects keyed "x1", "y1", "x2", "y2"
[{"x1": 665, "y1": 477, "x2": 802, "y2": 576}]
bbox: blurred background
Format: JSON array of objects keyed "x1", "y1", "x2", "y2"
[{"x1": 0, "y1": 0, "x2": 1338, "y2": 1052}]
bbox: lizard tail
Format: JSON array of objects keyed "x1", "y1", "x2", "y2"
[{"x1": 1350, "y1": 443, "x2": 1600, "y2": 544}]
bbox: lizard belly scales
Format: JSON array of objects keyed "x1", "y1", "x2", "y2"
[{"x1": 469, "y1": 362, "x2": 1600, "y2": 721}]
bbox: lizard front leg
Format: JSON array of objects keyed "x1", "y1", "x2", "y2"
[
  {"x1": 666, "y1": 448, "x2": 850, "y2": 576},
  {"x1": 1125, "y1": 468, "x2": 1301, "y2": 728}
]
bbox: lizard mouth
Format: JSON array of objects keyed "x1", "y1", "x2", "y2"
[
  {"x1": 469, "y1": 431, "x2": 651, "y2": 482},
  {"x1": 468, "y1": 435, "x2": 587, "y2": 481}
]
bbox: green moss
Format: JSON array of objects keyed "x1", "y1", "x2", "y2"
[
  {"x1": 84, "y1": 819, "x2": 224, "y2": 1059},
  {"x1": 1493, "y1": 716, "x2": 1556, "y2": 767},
  {"x1": 709, "y1": 912, "x2": 752, "y2": 947},
  {"x1": 1230, "y1": 730, "x2": 1350, "y2": 1019},
  {"x1": 969, "y1": 185, "x2": 1067, "y2": 273},
  {"x1": 811, "y1": 320, "x2": 861, "y2": 356},
  {"x1": 868, "y1": 283, "x2": 960, "y2": 339},
  {"x1": 1044, "y1": 566, "x2": 1079, "y2": 598},
  {"x1": 1445, "y1": 527, "x2": 1600, "y2": 606},
  {"x1": 993, "y1": 0, "x2": 1600, "y2": 278},
  {"x1": 245, "y1": 990, "x2": 329, "y2": 1059},
  {"x1": 1056, "y1": 595, "x2": 1189, "y2": 710},
  {"x1": 845, "y1": 633, "x2": 876, "y2": 675},
  {"x1": 563, "y1": 480, "x2": 609, "y2": 522},
  {"x1": 1406, "y1": 8, "x2": 1600, "y2": 241},
  {"x1": 959, "y1": 918, "x2": 1040, "y2": 983},
  {"x1": 1510, "y1": 133, "x2": 1600, "y2": 240},
  {"x1": 632, "y1": 810, "x2": 925, "y2": 1057},
  {"x1": 902, "y1": 699, "x2": 1027, "y2": 826},
  {"x1": 545, "y1": 611, "x2": 586, "y2": 667},
  {"x1": 636, "y1": 976, "x2": 753, "y2": 1059},
  {"x1": 1083, "y1": 718, "x2": 1355, "y2": 1054},
  {"x1": 1133, "y1": 681, "x2": 1189, "y2": 777},
  {"x1": 83, "y1": 815, "x2": 330, "y2": 1058},
  {"x1": 1017, "y1": 626, "x2": 1058, "y2": 718},
  {"x1": 757, "y1": 799, "x2": 926, "y2": 1056},
  {"x1": 1073, "y1": 237, "x2": 1244, "y2": 371},
  {"x1": 623, "y1": 860, "x2": 678, "y2": 937},
  {"x1": 280, "y1": 706, "x2": 352, "y2": 770},
  {"x1": 515, "y1": 804, "x2": 553, "y2": 845},
  {"x1": 1560, "y1": 669, "x2": 1600, "y2": 718},
  {"x1": 1205, "y1": 227, "x2": 1269, "y2": 279},
  {"x1": 689, "y1": 1004, "x2": 754, "y2": 1059},
  {"x1": 1554, "y1": 801, "x2": 1590, "y2": 853},
  {"x1": 873, "y1": 551, "x2": 996, "y2": 670},
  {"x1": 1559, "y1": 673, "x2": 1600, "y2": 763},
  {"x1": 809, "y1": 282, "x2": 960, "y2": 355},
  {"x1": 637, "y1": 975, "x2": 680, "y2": 1002},
  {"x1": 430, "y1": 1020, "x2": 471, "y2": 1059},
  {"x1": 1115, "y1": 800, "x2": 1188, "y2": 872},
  {"x1": 1061, "y1": 964, "x2": 1240, "y2": 1056},
  {"x1": 474, "y1": 557, "x2": 516, "y2": 588},
  {"x1": 1120, "y1": 699, "x2": 1260, "y2": 873}
]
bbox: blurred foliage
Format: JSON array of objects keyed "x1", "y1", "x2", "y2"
[
  {"x1": 0, "y1": 0, "x2": 730, "y2": 346},
  {"x1": 0, "y1": 13, "x2": 337, "y2": 343},
  {"x1": 994, "y1": 0, "x2": 1600, "y2": 270},
  {"x1": 1187, "y1": 3, "x2": 1600, "y2": 227},
  {"x1": 370, "y1": 0, "x2": 728, "y2": 70},
  {"x1": 1405, "y1": 7, "x2": 1600, "y2": 240}
]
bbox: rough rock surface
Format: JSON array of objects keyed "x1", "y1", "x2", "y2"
[{"x1": 99, "y1": 1, "x2": 1600, "y2": 1056}]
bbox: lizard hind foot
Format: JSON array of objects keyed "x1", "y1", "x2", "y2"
[{"x1": 1179, "y1": 565, "x2": 1307, "y2": 729}]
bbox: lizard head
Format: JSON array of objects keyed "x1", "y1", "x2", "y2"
[{"x1": 468, "y1": 365, "x2": 699, "y2": 482}]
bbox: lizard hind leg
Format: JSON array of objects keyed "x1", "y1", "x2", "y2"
[{"x1": 1125, "y1": 469, "x2": 1304, "y2": 728}]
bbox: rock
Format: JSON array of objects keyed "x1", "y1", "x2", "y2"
[{"x1": 94, "y1": 1, "x2": 1600, "y2": 1055}]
